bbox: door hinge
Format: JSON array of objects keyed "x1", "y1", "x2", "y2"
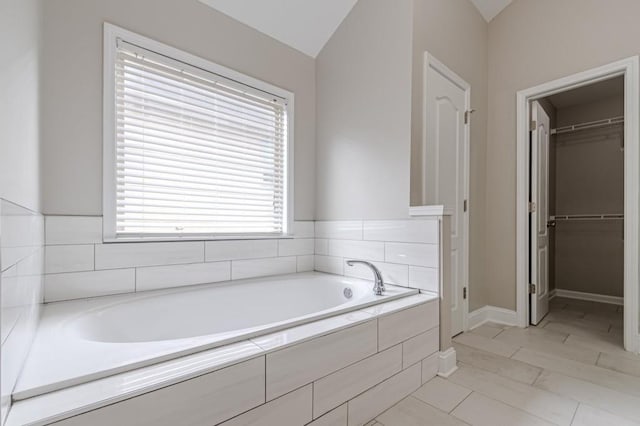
[
  {"x1": 530, "y1": 120, "x2": 537, "y2": 131},
  {"x1": 463, "y1": 199, "x2": 468, "y2": 212},
  {"x1": 529, "y1": 283, "x2": 536, "y2": 294},
  {"x1": 464, "y1": 109, "x2": 476, "y2": 125},
  {"x1": 463, "y1": 287, "x2": 467, "y2": 300},
  {"x1": 528, "y1": 201, "x2": 536, "y2": 213}
]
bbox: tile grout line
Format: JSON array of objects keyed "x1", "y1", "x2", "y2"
[
  {"x1": 448, "y1": 390, "x2": 474, "y2": 415},
  {"x1": 569, "y1": 402, "x2": 580, "y2": 425},
  {"x1": 461, "y1": 387, "x2": 566, "y2": 425},
  {"x1": 492, "y1": 328, "x2": 506, "y2": 340},
  {"x1": 530, "y1": 367, "x2": 544, "y2": 386}
]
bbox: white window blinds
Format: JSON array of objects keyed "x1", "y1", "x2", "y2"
[{"x1": 112, "y1": 39, "x2": 290, "y2": 239}]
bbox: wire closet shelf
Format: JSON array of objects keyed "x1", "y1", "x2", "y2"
[
  {"x1": 551, "y1": 214, "x2": 624, "y2": 222},
  {"x1": 550, "y1": 116, "x2": 624, "y2": 135}
]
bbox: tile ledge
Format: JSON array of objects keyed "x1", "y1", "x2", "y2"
[
  {"x1": 6, "y1": 340, "x2": 264, "y2": 426},
  {"x1": 362, "y1": 293, "x2": 437, "y2": 317},
  {"x1": 409, "y1": 205, "x2": 453, "y2": 217}
]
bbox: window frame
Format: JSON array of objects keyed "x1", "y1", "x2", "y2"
[{"x1": 103, "y1": 23, "x2": 294, "y2": 242}]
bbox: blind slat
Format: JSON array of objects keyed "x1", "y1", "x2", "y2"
[
  {"x1": 116, "y1": 101, "x2": 284, "y2": 149},
  {"x1": 116, "y1": 68, "x2": 283, "y2": 126},
  {"x1": 113, "y1": 40, "x2": 288, "y2": 237},
  {"x1": 117, "y1": 176, "x2": 283, "y2": 197},
  {"x1": 117, "y1": 48, "x2": 286, "y2": 110},
  {"x1": 118, "y1": 85, "x2": 285, "y2": 139},
  {"x1": 116, "y1": 128, "x2": 282, "y2": 165},
  {"x1": 117, "y1": 148, "x2": 284, "y2": 181}
]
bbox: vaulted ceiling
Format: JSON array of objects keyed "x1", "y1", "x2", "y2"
[
  {"x1": 199, "y1": 0, "x2": 358, "y2": 58},
  {"x1": 469, "y1": 0, "x2": 513, "y2": 22},
  {"x1": 199, "y1": 0, "x2": 512, "y2": 58}
]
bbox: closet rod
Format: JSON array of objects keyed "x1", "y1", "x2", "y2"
[
  {"x1": 551, "y1": 214, "x2": 624, "y2": 221},
  {"x1": 550, "y1": 116, "x2": 624, "y2": 135}
]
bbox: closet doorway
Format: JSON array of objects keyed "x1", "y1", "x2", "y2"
[{"x1": 516, "y1": 58, "x2": 640, "y2": 353}]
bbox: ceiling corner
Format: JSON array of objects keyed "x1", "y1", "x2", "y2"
[
  {"x1": 469, "y1": 0, "x2": 513, "y2": 22},
  {"x1": 199, "y1": 0, "x2": 358, "y2": 58}
]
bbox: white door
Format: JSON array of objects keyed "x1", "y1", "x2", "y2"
[
  {"x1": 424, "y1": 55, "x2": 469, "y2": 336},
  {"x1": 530, "y1": 101, "x2": 550, "y2": 325}
]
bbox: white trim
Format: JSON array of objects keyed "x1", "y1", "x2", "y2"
[
  {"x1": 552, "y1": 289, "x2": 624, "y2": 306},
  {"x1": 409, "y1": 205, "x2": 453, "y2": 217},
  {"x1": 467, "y1": 306, "x2": 518, "y2": 330},
  {"x1": 423, "y1": 52, "x2": 470, "y2": 335},
  {"x1": 516, "y1": 56, "x2": 640, "y2": 353},
  {"x1": 102, "y1": 23, "x2": 295, "y2": 242},
  {"x1": 437, "y1": 348, "x2": 458, "y2": 378}
]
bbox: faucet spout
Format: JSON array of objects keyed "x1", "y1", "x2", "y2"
[{"x1": 346, "y1": 260, "x2": 385, "y2": 296}]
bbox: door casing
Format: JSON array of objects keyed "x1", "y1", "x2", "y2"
[{"x1": 516, "y1": 57, "x2": 640, "y2": 353}]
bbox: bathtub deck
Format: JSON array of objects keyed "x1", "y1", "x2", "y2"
[
  {"x1": 14, "y1": 273, "x2": 418, "y2": 401},
  {"x1": 7, "y1": 293, "x2": 437, "y2": 426}
]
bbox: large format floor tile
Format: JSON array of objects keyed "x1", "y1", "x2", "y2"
[
  {"x1": 468, "y1": 324, "x2": 503, "y2": 339},
  {"x1": 453, "y1": 343, "x2": 542, "y2": 384},
  {"x1": 512, "y1": 348, "x2": 640, "y2": 398},
  {"x1": 448, "y1": 365, "x2": 577, "y2": 426},
  {"x1": 596, "y1": 351, "x2": 640, "y2": 377},
  {"x1": 533, "y1": 370, "x2": 640, "y2": 423},
  {"x1": 494, "y1": 328, "x2": 599, "y2": 365},
  {"x1": 371, "y1": 299, "x2": 640, "y2": 426},
  {"x1": 411, "y1": 377, "x2": 471, "y2": 413},
  {"x1": 453, "y1": 333, "x2": 519, "y2": 357},
  {"x1": 571, "y1": 404, "x2": 640, "y2": 426},
  {"x1": 451, "y1": 392, "x2": 555, "y2": 426},
  {"x1": 376, "y1": 397, "x2": 469, "y2": 426}
]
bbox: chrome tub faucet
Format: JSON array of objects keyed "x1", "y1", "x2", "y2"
[{"x1": 346, "y1": 260, "x2": 385, "y2": 296}]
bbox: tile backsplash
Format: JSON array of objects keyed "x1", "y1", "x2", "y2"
[
  {"x1": 43, "y1": 217, "x2": 315, "y2": 303},
  {"x1": 0, "y1": 199, "x2": 44, "y2": 424},
  {"x1": 43, "y1": 217, "x2": 441, "y2": 303},
  {"x1": 314, "y1": 219, "x2": 440, "y2": 293}
]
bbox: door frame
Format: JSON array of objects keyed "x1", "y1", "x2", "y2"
[
  {"x1": 516, "y1": 56, "x2": 640, "y2": 353},
  {"x1": 423, "y1": 52, "x2": 470, "y2": 333}
]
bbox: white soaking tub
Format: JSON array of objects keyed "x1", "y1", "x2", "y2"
[{"x1": 15, "y1": 272, "x2": 417, "y2": 400}]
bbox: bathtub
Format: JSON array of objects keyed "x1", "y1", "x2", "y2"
[{"x1": 15, "y1": 272, "x2": 418, "y2": 400}]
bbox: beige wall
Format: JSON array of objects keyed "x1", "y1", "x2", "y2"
[
  {"x1": 0, "y1": 0, "x2": 42, "y2": 212},
  {"x1": 557, "y1": 95, "x2": 624, "y2": 127},
  {"x1": 316, "y1": 0, "x2": 488, "y2": 308},
  {"x1": 315, "y1": 0, "x2": 414, "y2": 220},
  {"x1": 41, "y1": 0, "x2": 316, "y2": 220},
  {"x1": 554, "y1": 95, "x2": 624, "y2": 297},
  {"x1": 486, "y1": 0, "x2": 640, "y2": 310},
  {"x1": 411, "y1": 0, "x2": 488, "y2": 310}
]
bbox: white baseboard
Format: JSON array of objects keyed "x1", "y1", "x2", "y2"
[
  {"x1": 553, "y1": 289, "x2": 623, "y2": 306},
  {"x1": 629, "y1": 334, "x2": 640, "y2": 355},
  {"x1": 437, "y1": 348, "x2": 458, "y2": 378},
  {"x1": 468, "y1": 305, "x2": 518, "y2": 330}
]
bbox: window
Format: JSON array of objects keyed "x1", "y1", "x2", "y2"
[{"x1": 103, "y1": 24, "x2": 293, "y2": 241}]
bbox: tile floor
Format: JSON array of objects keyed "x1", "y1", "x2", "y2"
[{"x1": 369, "y1": 297, "x2": 640, "y2": 425}]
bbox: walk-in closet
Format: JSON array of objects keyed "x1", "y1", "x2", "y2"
[{"x1": 533, "y1": 76, "x2": 624, "y2": 346}]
